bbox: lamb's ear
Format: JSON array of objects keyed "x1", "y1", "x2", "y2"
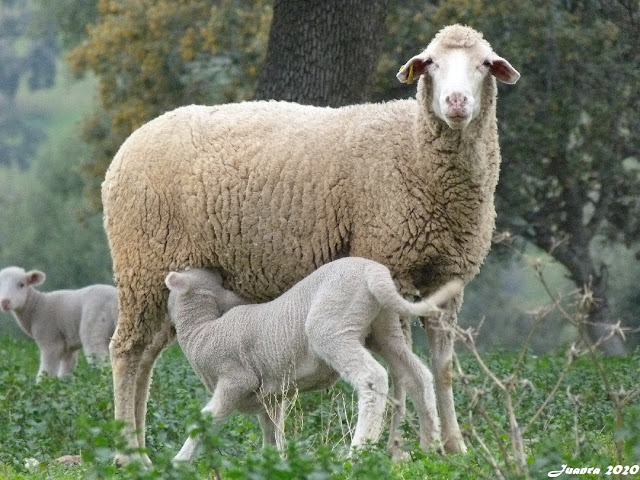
[
  {"x1": 488, "y1": 55, "x2": 520, "y2": 84},
  {"x1": 397, "y1": 52, "x2": 431, "y2": 84},
  {"x1": 165, "y1": 272, "x2": 188, "y2": 293},
  {"x1": 26, "y1": 270, "x2": 45, "y2": 286}
]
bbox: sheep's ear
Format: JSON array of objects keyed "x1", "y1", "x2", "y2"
[
  {"x1": 488, "y1": 56, "x2": 520, "y2": 84},
  {"x1": 26, "y1": 270, "x2": 45, "y2": 286},
  {"x1": 165, "y1": 272, "x2": 188, "y2": 293},
  {"x1": 397, "y1": 53, "x2": 431, "y2": 84}
]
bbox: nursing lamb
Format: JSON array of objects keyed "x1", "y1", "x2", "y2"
[
  {"x1": 0, "y1": 266, "x2": 117, "y2": 381},
  {"x1": 102, "y1": 24, "x2": 520, "y2": 465},
  {"x1": 166, "y1": 258, "x2": 462, "y2": 461}
]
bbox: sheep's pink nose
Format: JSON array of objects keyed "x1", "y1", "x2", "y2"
[
  {"x1": 0, "y1": 298, "x2": 10, "y2": 311},
  {"x1": 445, "y1": 92, "x2": 468, "y2": 111}
]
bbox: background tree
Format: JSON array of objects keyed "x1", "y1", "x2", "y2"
[
  {"x1": 0, "y1": 0, "x2": 57, "y2": 169},
  {"x1": 254, "y1": 0, "x2": 388, "y2": 106}
]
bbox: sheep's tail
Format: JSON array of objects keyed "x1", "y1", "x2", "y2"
[{"x1": 365, "y1": 265, "x2": 463, "y2": 317}]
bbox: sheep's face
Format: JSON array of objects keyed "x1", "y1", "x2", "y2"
[
  {"x1": 0, "y1": 267, "x2": 45, "y2": 312},
  {"x1": 397, "y1": 24, "x2": 520, "y2": 130}
]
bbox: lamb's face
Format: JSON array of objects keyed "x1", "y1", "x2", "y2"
[
  {"x1": 397, "y1": 24, "x2": 520, "y2": 130},
  {"x1": 0, "y1": 267, "x2": 45, "y2": 312},
  {"x1": 165, "y1": 269, "x2": 224, "y2": 322}
]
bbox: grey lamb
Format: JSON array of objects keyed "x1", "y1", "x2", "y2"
[
  {"x1": 0, "y1": 266, "x2": 117, "y2": 381},
  {"x1": 166, "y1": 257, "x2": 462, "y2": 461}
]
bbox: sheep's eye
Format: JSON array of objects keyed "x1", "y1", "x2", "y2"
[
  {"x1": 483, "y1": 60, "x2": 492, "y2": 67},
  {"x1": 18, "y1": 282, "x2": 25, "y2": 288},
  {"x1": 425, "y1": 58, "x2": 434, "y2": 66}
]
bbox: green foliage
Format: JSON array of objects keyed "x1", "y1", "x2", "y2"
[
  {"x1": 0, "y1": 137, "x2": 113, "y2": 293},
  {"x1": 1, "y1": 334, "x2": 639, "y2": 479},
  {"x1": 0, "y1": 0, "x2": 58, "y2": 169}
]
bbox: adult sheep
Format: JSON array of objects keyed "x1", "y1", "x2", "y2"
[{"x1": 103, "y1": 24, "x2": 519, "y2": 465}]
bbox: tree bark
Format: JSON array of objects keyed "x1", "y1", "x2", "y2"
[
  {"x1": 531, "y1": 228, "x2": 627, "y2": 356},
  {"x1": 254, "y1": 0, "x2": 388, "y2": 107}
]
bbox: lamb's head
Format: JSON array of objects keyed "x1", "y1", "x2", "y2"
[
  {"x1": 397, "y1": 24, "x2": 519, "y2": 130},
  {"x1": 165, "y1": 268, "x2": 250, "y2": 323},
  {"x1": 0, "y1": 267, "x2": 45, "y2": 312}
]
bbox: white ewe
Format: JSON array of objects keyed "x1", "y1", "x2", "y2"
[{"x1": 102, "y1": 24, "x2": 520, "y2": 464}]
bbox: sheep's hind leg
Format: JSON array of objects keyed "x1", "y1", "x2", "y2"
[
  {"x1": 57, "y1": 350, "x2": 79, "y2": 378},
  {"x1": 111, "y1": 341, "x2": 151, "y2": 467},
  {"x1": 386, "y1": 371, "x2": 407, "y2": 460},
  {"x1": 384, "y1": 315, "x2": 412, "y2": 460},
  {"x1": 135, "y1": 325, "x2": 174, "y2": 449},
  {"x1": 309, "y1": 334, "x2": 389, "y2": 453},
  {"x1": 258, "y1": 397, "x2": 286, "y2": 451},
  {"x1": 371, "y1": 312, "x2": 441, "y2": 454},
  {"x1": 423, "y1": 311, "x2": 466, "y2": 454}
]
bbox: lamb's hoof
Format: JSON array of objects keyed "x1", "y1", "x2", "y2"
[
  {"x1": 114, "y1": 452, "x2": 152, "y2": 468},
  {"x1": 443, "y1": 436, "x2": 467, "y2": 454}
]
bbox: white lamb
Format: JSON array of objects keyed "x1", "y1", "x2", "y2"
[
  {"x1": 165, "y1": 257, "x2": 462, "y2": 461},
  {"x1": 0, "y1": 266, "x2": 118, "y2": 381}
]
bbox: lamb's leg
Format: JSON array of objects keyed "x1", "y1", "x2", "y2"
[
  {"x1": 258, "y1": 398, "x2": 286, "y2": 451},
  {"x1": 174, "y1": 380, "x2": 251, "y2": 462},
  {"x1": 371, "y1": 312, "x2": 441, "y2": 454},
  {"x1": 310, "y1": 334, "x2": 388, "y2": 452},
  {"x1": 422, "y1": 310, "x2": 466, "y2": 454},
  {"x1": 37, "y1": 344, "x2": 62, "y2": 382},
  {"x1": 81, "y1": 336, "x2": 111, "y2": 368},
  {"x1": 57, "y1": 350, "x2": 79, "y2": 378},
  {"x1": 386, "y1": 315, "x2": 411, "y2": 460}
]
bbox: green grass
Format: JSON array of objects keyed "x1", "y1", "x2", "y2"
[{"x1": 0, "y1": 335, "x2": 638, "y2": 479}]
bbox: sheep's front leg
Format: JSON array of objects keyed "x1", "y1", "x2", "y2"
[
  {"x1": 422, "y1": 309, "x2": 466, "y2": 454},
  {"x1": 36, "y1": 344, "x2": 63, "y2": 382},
  {"x1": 174, "y1": 380, "x2": 250, "y2": 462}
]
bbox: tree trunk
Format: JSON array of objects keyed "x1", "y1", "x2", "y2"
[
  {"x1": 254, "y1": 0, "x2": 388, "y2": 107},
  {"x1": 532, "y1": 231, "x2": 627, "y2": 356},
  {"x1": 585, "y1": 273, "x2": 627, "y2": 356}
]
